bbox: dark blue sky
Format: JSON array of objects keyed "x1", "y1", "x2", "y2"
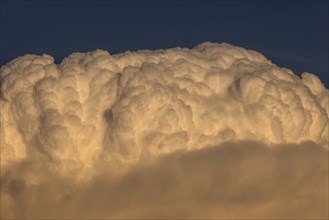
[{"x1": 1, "y1": 1, "x2": 328, "y2": 86}]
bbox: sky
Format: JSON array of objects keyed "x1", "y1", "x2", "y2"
[
  {"x1": 1, "y1": 1, "x2": 329, "y2": 218},
  {"x1": 0, "y1": 1, "x2": 328, "y2": 87}
]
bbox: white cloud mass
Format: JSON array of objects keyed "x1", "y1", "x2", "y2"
[{"x1": 1, "y1": 42, "x2": 328, "y2": 218}]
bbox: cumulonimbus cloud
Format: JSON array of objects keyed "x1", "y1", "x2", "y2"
[{"x1": 1, "y1": 42, "x2": 328, "y2": 218}]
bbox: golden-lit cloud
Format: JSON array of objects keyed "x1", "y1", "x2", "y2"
[{"x1": 1, "y1": 42, "x2": 328, "y2": 218}]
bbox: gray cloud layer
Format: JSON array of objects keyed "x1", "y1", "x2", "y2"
[{"x1": 1, "y1": 42, "x2": 328, "y2": 218}]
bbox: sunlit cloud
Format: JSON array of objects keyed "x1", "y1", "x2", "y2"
[{"x1": 1, "y1": 42, "x2": 328, "y2": 218}]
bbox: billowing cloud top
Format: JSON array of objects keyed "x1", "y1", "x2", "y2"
[{"x1": 1, "y1": 42, "x2": 328, "y2": 218}]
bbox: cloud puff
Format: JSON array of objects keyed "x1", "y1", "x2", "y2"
[{"x1": 1, "y1": 42, "x2": 328, "y2": 218}]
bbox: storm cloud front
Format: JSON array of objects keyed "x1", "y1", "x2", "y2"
[{"x1": 1, "y1": 42, "x2": 328, "y2": 218}]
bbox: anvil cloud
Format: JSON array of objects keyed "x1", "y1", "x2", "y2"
[{"x1": 1, "y1": 42, "x2": 328, "y2": 218}]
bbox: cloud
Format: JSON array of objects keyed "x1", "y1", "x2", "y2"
[
  {"x1": 1, "y1": 42, "x2": 328, "y2": 218},
  {"x1": 1, "y1": 141, "x2": 327, "y2": 218}
]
